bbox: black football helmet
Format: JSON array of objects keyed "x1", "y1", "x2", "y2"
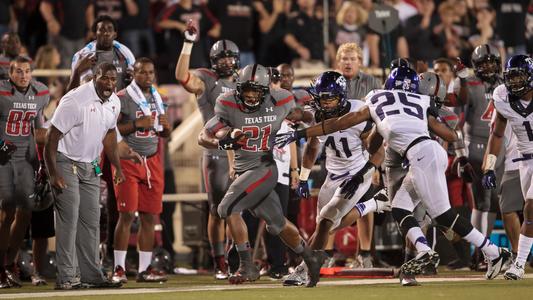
[
  {"x1": 471, "y1": 44, "x2": 501, "y2": 84},
  {"x1": 236, "y1": 64, "x2": 270, "y2": 113},
  {"x1": 308, "y1": 71, "x2": 348, "y2": 119},
  {"x1": 209, "y1": 40, "x2": 240, "y2": 78},
  {"x1": 504, "y1": 54, "x2": 533, "y2": 98}
]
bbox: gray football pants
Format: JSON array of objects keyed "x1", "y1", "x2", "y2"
[{"x1": 54, "y1": 153, "x2": 106, "y2": 284}]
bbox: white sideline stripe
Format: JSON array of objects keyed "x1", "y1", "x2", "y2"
[{"x1": 3, "y1": 274, "x2": 532, "y2": 299}]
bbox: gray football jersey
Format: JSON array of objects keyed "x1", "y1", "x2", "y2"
[
  {"x1": 0, "y1": 80, "x2": 49, "y2": 161},
  {"x1": 193, "y1": 68, "x2": 237, "y2": 156},
  {"x1": 117, "y1": 89, "x2": 159, "y2": 157},
  {"x1": 93, "y1": 50, "x2": 130, "y2": 90},
  {"x1": 214, "y1": 89, "x2": 296, "y2": 173},
  {"x1": 455, "y1": 75, "x2": 502, "y2": 144}
]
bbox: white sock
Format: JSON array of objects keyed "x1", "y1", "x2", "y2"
[
  {"x1": 463, "y1": 229, "x2": 499, "y2": 259},
  {"x1": 471, "y1": 209, "x2": 482, "y2": 231},
  {"x1": 139, "y1": 251, "x2": 152, "y2": 273},
  {"x1": 355, "y1": 199, "x2": 376, "y2": 217},
  {"x1": 515, "y1": 234, "x2": 533, "y2": 268},
  {"x1": 406, "y1": 227, "x2": 432, "y2": 253},
  {"x1": 114, "y1": 250, "x2": 127, "y2": 269}
]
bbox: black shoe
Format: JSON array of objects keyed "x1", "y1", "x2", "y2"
[
  {"x1": 304, "y1": 250, "x2": 327, "y2": 288},
  {"x1": 228, "y1": 263, "x2": 260, "y2": 284},
  {"x1": 5, "y1": 265, "x2": 22, "y2": 288},
  {"x1": 81, "y1": 279, "x2": 122, "y2": 289},
  {"x1": 400, "y1": 251, "x2": 440, "y2": 276}
]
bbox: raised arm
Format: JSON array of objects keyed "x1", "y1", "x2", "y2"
[{"x1": 174, "y1": 21, "x2": 206, "y2": 95}]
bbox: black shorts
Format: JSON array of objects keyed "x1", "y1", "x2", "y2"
[{"x1": 31, "y1": 205, "x2": 55, "y2": 239}]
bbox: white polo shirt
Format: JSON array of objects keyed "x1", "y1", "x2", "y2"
[{"x1": 51, "y1": 81, "x2": 120, "y2": 162}]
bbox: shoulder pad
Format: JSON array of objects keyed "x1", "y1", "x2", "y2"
[
  {"x1": 271, "y1": 89, "x2": 294, "y2": 106},
  {"x1": 217, "y1": 91, "x2": 241, "y2": 109},
  {"x1": 195, "y1": 68, "x2": 218, "y2": 80},
  {"x1": 493, "y1": 84, "x2": 509, "y2": 104}
]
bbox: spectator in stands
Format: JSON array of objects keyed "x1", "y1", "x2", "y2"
[
  {"x1": 0, "y1": 32, "x2": 21, "y2": 80},
  {"x1": 0, "y1": 1, "x2": 16, "y2": 37},
  {"x1": 34, "y1": 44, "x2": 61, "y2": 85},
  {"x1": 492, "y1": 0, "x2": 529, "y2": 57},
  {"x1": 366, "y1": 2, "x2": 409, "y2": 68},
  {"x1": 254, "y1": 0, "x2": 291, "y2": 67},
  {"x1": 432, "y1": 1, "x2": 466, "y2": 61},
  {"x1": 468, "y1": 5, "x2": 505, "y2": 63},
  {"x1": 333, "y1": 1, "x2": 368, "y2": 55},
  {"x1": 157, "y1": 0, "x2": 220, "y2": 71},
  {"x1": 39, "y1": 0, "x2": 94, "y2": 68},
  {"x1": 120, "y1": 0, "x2": 156, "y2": 59},
  {"x1": 208, "y1": 0, "x2": 257, "y2": 67},
  {"x1": 404, "y1": 0, "x2": 445, "y2": 65},
  {"x1": 284, "y1": 0, "x2": 335, "y2": 68}
]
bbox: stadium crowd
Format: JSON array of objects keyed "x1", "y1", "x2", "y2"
[{"x1": 0, "y1": 0, "x2": 532, "y2": 290}]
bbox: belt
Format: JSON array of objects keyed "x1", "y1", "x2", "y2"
[
  {"x1": 512, "y1": 153, "x2": 533, "y2": 162},
  {"x1": 329, "y1": 171, "x2": 350, "y2": 180},
  {"x1": 403, "y1": 136, "x2": 431, "y2": 159}
]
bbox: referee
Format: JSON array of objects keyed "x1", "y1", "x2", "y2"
[{"x1": 44, "y1": 62, "x2": 124, "y2": 290}]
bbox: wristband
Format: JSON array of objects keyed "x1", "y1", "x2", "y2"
[
  {"x1": 181, "y1": 42, "x2": 193, "y2": 55},
  {"x1": 484, "y1": 154, "x2": 497, "y2": 171},
  {"x1": 181, "y1": 72, "x2": 191, "y2": 86},
  {"x1": 455, "y1": 148, "x2": 467, "y2": 157},
  {"x1": 299, "y1": 167, "x2": 311, "y2": 181}
]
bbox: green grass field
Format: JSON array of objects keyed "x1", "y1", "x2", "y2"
[{"x1": 1, "y1": 270, "x2": 532, "y2": 300}]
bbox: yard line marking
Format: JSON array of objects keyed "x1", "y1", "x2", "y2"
[{"x1": 3, "y1": 274, "x2": 531, "y2": 299}]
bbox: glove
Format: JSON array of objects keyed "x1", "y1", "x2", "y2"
[
  {"x1": 217, "y1": 132, "x2": 245, "y2": 150},
  {"x1": 454, "y1": 156, "x2": 475, "y2": 183},
  {"x1": 297, "y1": 180, "x2": 310, "y2": 199},
  {"x1": 373, "y1": 189, "x2": 392, "y2": 213},
  {"x1": 274, "y1": 130, "x2": 301, "y2": 148},
  {"x1": 183, "y1": 19, "x2": 198, "y2": 43},
  {"x1": 340, "y1": 162, "x2": 375, "y2": 199},
  {"x1": 482, "y1": 170, "x2": 496, "y2": 189},
  {"x1": 453, "y1": 57, "x2": 469, "y2": 79},
  {"x1": 0, "y1": 139, "x2": 17, "y2": 165}
]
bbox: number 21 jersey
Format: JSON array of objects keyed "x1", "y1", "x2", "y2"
[{"x1": 365, "y1": 89, "x2": 431, "y2": 156}]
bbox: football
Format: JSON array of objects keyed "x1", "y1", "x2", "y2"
[{"x1": 214, "y1": 127, "x2": 243, "y2": 140}]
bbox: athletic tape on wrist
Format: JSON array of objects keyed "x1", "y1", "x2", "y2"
[
  {"x1": 299, "y1": 167, "x2": 311, "y2": 181},
  {"x1": 485, "y1": 154, "x2": 497, "y2": 171},
  {"x1": 181, "y1": 42, "x2": 193, "y2": 55}
]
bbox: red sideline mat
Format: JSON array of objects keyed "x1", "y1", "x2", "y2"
[{"x1": 320, "y1": 267, "x2": 399, "y2": 278}]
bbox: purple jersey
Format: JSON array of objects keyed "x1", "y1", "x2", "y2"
[
  {"x1": 0, "y1": 80, "x2": 49, "y2": 161},
  {"x1": 212, "y1": 88, "x2": 296, "y2": 173}
]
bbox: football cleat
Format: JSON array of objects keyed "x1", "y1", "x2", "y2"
[
  {"x1": 282, "y1": 263, "x2": 308, "y2": 286},
  {"x1": 400, "y1": 250, "x2": 440, "y2": 276},
  {"x1": 485, "y1": 248, "x2": 511, "y2": 280},
  {"x1": 136, "y1": 266, "x2": 168, "y2": 283},
  {"x1": 4, "y1": 265, "x2": 22, "y2": 288},
  {"x1": 399, "y1": 271, "x2": 420, "y2": 286},
  {"x1": 31, "y1": 274, "x2": 47, "y2": 286},
  {"x1": 111, "y1": 265, "x2": 128, "y2": 284},
  {"x1": 305, "y1": 250, "x2": 327, "y2": 288},
  {"x1": 228, "y1": 262, "x2": 260, "y2": 284},
  {"x1": 504, "y1": 262, "x2": 525, "y2": 280}
]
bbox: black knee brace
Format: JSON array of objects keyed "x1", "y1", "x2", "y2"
[
  {"x1": 435, "y1": 209, "x2": 473, "y2": 237},
  {"x1": 392, "y1": 208, "x2": 420, "y2": 236}
]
